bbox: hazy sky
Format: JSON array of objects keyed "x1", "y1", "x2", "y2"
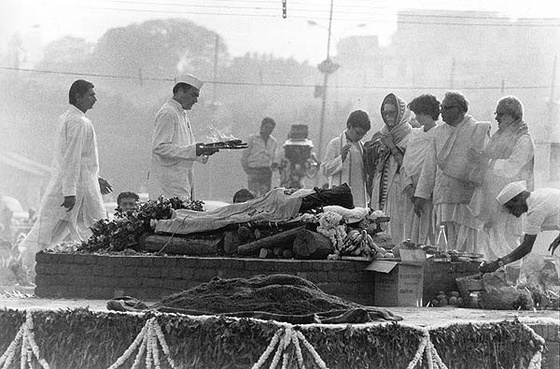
[{"x1": 1, "y1": 0, "x2": 559, "y2": 65}]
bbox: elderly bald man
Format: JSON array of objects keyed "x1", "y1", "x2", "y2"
[{"x1": 479, "y1": 180, "x2": 560, "y2": 274}]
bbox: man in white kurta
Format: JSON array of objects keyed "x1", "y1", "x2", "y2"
[
  {"x1": 17, "y1": 80, "x2": 111, "y2": 278},
  {"x1": 321, "y1": 110, "x2": 370, "y2": 208},
  {"x1": 414, "y1": 91, "x2": 490, "y2": 252},
  {"x1": 469, "y1": 96, "x2": 534, "y2": 270},
  {"x1": 149, "y1": 74, "x2": 214, "y2": 200}
]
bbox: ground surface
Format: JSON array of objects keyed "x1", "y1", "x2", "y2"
[{"x1": 0, "y1": 292, "x2": 558, "y2": 327}]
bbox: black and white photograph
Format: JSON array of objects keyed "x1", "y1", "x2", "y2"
[{"x1": 0, "y1": 0, "x2": 559, "y2": 368}]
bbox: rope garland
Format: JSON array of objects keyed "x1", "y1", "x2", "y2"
[
  {"x1": 251, "y1": 327, "x2": 328, "y2": 369},
  {"x1": 0, "y1": 311, "x2": 49, "y2": 369},
  {"x1": 0, "y1": 311, "x2": 549, "y2": 369},
  {"x1": 108, "y1": 318, "x2": 178, "y2": 369}
]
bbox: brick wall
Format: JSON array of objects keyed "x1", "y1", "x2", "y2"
[
  {"x1": 34, "y1": 253, "x2": 375, "y2": 305},
  {"x1": 33, "y1": 252, "x2": 560, "y2": 367},
  {"x1": 34, "y1": 253, "x2": 485, "y2": 305},
  {"x1": 423, "y1": 260, "x2": 481, "y2": 302}
]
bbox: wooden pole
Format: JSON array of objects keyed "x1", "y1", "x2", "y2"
[
  {"x1": 237, "y1": 226, "x2": 306, "y2": 256},
  {"x1": 139, "y1": 234, "x2": 221, "y2": 255}
]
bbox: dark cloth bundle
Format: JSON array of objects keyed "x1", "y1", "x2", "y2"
[{"x1": 299, "y1": 183, "x2": 355, "y2": 212}]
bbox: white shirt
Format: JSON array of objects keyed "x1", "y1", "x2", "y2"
[
  {"x1": 525, "y1": 188, "x2": 560, "y2": 235},
  {"x1": 149, "y1": 98, "x2": 202, "y2": 200},
  {"x1": 38, "y1": 105, "x2": 105, "y2": 226},
  {"x1": 321, "y1": 130, "x2": 367, "y2": 207}
]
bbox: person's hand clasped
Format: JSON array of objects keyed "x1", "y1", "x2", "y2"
[
  {"x1": 380, "y1": 134, "x2": 396, "y2": 149},
  {"x1": 61, "y1": 195, "x2": 76, "y2": 212},
  {"x1": 98, "y1": 177, "x2": 113, "y2": 195}
]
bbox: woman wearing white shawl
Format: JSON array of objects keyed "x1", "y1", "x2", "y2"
[
  {"x1": 401, "y1": 94, "x2": 440, "y2": 244},
  {"x1": 364, "y1": 93, "x2": 413, "y2": 243}
]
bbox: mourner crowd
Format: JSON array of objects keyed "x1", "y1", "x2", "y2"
[{"x1": 5, "y1": 74, "x2": 560, "y2": 285}]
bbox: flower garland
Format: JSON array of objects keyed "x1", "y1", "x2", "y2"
[
  {"x1": 108, "y1": 318, "x2": 177, "y2": 369},
  {"x1": 0, "y1": 311, "x2": 49, "y2": 369},
  {"x1": 316, "y1": 211, "x2": 346, "y2": 251},
  {"x1": 406, "y1": 319, "x2": 548, "y2": 369},
  {"x1": 403, "y1": 329, "x2": 446, "y2": 369},
  {"x1": 251, "y1": 327, "x2": 328, "y2": 369},
  {"x1": 520, "y1": 323, "x2": 545, "y2": 369},
  {"x1": 0, "y1": 310, "x2": 548, "y2": 369}
]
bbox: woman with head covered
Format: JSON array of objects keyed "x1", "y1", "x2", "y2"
[{"x1": 364, "y1": 93, "x2": 413, "y2": 243}]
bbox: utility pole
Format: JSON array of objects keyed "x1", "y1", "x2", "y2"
[
  {"x1": 549, "y1": 55, "x2": 557, "y2": 126},
  {"x1": 317, "y1": 0, "x2": 337, "y2": 164},
  {"x1": 213, "y1": 34, "x2": 219, "y2": 104}
]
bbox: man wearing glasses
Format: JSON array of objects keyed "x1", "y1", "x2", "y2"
[
  {"x1": 468, "y1": 96, "x2": 534, "y2": 282},
  {"x1": 413, "y1": 91, "x2": 491, "y2": 252}
]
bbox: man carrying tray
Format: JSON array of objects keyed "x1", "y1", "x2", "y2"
[{"x1": 148, "y1": 74, "x2": 219, "y2": 200}]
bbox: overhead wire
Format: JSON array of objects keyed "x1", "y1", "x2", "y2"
[
  {"x1": 99, "y1": 0, "x2": 560, "y2": 23},
  {"x1": 83, "y1": 3, "x2": 560, "y2": 27},
  {"x1": 107, "y1": 0, "x2": 560, "y2": 20},
  {"x1": 1, "y1": 66, "x2": 557, "y2": 91}
]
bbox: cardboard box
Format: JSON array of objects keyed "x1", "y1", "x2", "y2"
[{"x1": 366, "y1": 249, "x2": 426, "y2": 307}]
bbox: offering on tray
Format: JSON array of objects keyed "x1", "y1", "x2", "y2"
[{"x1": 201, "y1": 139, "x2": 248, "y2": 150}]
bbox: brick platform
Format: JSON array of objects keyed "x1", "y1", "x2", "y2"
[
  {"x1": 422, "y1": 259, "x2": 481, "y2": 302},
  {"x1": 34, "y1": 253, "x2": 484, "y2": 306},
  {"x1": 34, "y1": 253, "x2": 375, "y2": 305}
]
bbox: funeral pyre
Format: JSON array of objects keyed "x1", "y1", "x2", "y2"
[
  {"x1": 68, "y1": 187, "x2": 396, "y2": 262},
  {"x1": 47, "y1": 189, "x2": 560, "y2": 312}
]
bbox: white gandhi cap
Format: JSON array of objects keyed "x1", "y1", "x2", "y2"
[
  {"x1": 175, "y1": 74, "x2": 203, "y2": 90},
  {"x1": 496, "y1": 180, "x2": 527, "y2": 205}
]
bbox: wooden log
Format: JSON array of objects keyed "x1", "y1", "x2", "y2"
[
  {"x1": 237, "y1": 226, "x2": 305, "y2": 256},
  {"x1": 282, "y1": 249, "x2": 294, "y2": 259},
  {"x1": 293, "y1": 230, "x2": 333, "y2": 259},
  {"x1": 139, "y1": 234, "x2": 220, "y2": 255},
  {"x1": 237, "y1": 225, "x2": 253, "y2": 242},
  {"x1": 223, "y1": 230, "x2": 240, "y2": 255},
  {"x1": 259, "y1": 248, "x2": 270, "y2": 259}
]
